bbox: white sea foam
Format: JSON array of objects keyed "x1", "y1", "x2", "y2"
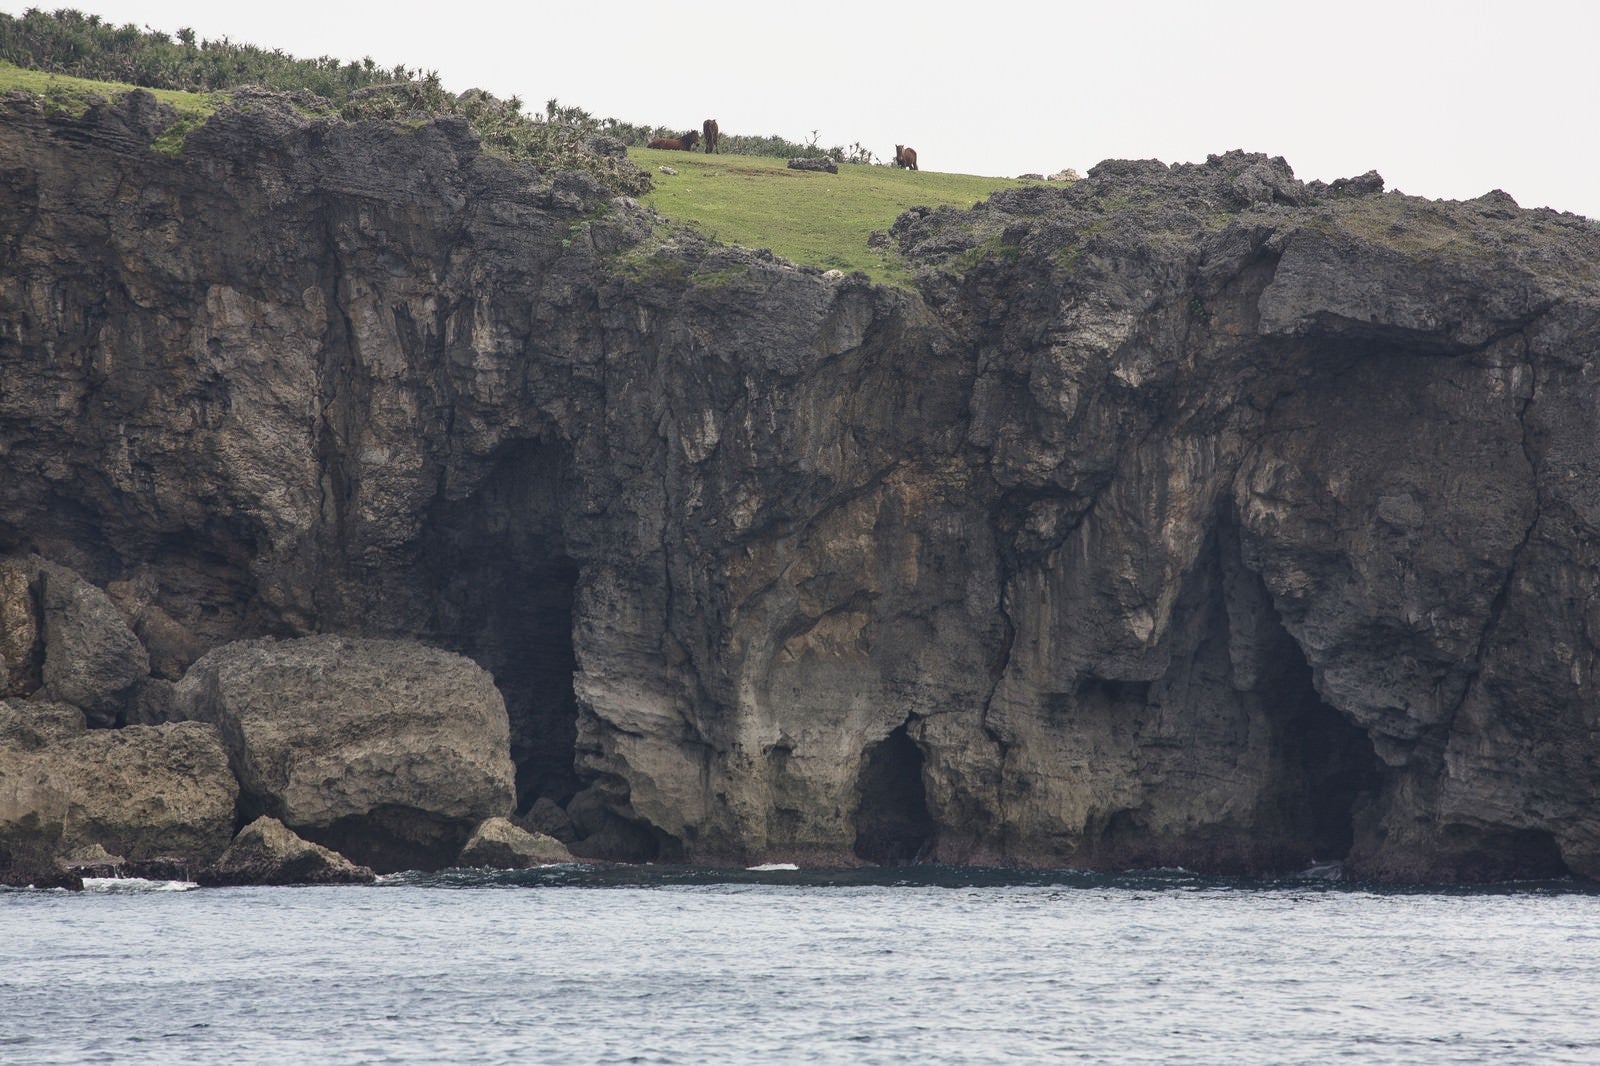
[
  {"x1": 745, "y1": 863, "x2": 800, "y2": 872},
  {"x1": 81, "y1": 877, "x2": 199, "y2": 893}
]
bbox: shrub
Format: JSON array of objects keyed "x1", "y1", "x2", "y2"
[{"x1": 0, "y1": 8, "x2": 650, "y2": 195}]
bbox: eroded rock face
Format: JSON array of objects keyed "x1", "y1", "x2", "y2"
[
  {"x1": 172, "y1": 635, "x2": 516, "y2": 872},
  {"x1": 3, "y1": 94, "x2": 1600, "y2": 881},
  {"x1": 0, "y1": 713, "x2": 237, "y2": 866},
  {"x1": 38, "y1": 561, "x2": 150, "y2": 725},
  {"x1": 199, "y1": 815, "x2": 375, "y2": 886}
]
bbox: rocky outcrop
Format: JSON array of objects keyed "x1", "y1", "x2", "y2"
[
  {"x1": 2, "y1": 557, "x2": 152, "y2": 720},
  {"x1": 199, "y1": 815, "x2": 375, "y2": 886},
  {"x1": 173, "y1": 636, "x2": 516, "y2": 872},
  {"x1": 0, "y1": 708, "x2": 237, "y2": 868},
  {"x1": 38, "y1": 560, "x2": 150, "y2": 725},
  {"x1": 457, "y1": 816, "x2": 573, "y2": 868},
  {"x1": 3, "y1": 91, "x2": 1600, "y2": 881}
]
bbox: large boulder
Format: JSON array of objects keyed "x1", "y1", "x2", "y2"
[
  {"x1": 458, "y1": 816, "x2": 572, "y2": 868},
  {"x1": 0, "y1": 711, "x2": 237, "y2": 880},
  {"x1": 173, "y1": 635, "x2": 517, "y2": 872},
  {"x1": 38, "y1": 561, "x2": 149, "y2": 725},
  {"x1": 199, "y1": 816, "x2": 375, "y2": 886}
]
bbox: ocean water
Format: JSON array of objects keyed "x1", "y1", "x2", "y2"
[{"x1": 3, "y1": 865, "x2": 1599, "y2": 1064}]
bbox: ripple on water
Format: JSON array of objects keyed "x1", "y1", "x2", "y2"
[{"x1": 2, "y1": 869, "x2": 1600, "y2": 1063}]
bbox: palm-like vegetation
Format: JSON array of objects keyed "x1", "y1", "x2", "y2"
[
  {"x1": 1, "y1": 9, "x2": 889, "y2": 193},
  {"x1": 0, "y1": 8, "x2": 653, "y2": 193},
  {"x1": 0, "y1": 8, "x2": 424, "y2": 96}
]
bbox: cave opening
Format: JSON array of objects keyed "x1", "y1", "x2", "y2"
[
  {"x1": 1216, "y1": 513, "x2": 1385, "y2": 865},
  {"x1": 1266, "y1": 637, "x2": 1384, "y2": 862},
  {"x1": 852, "y1": 723, "x2": 936, "y2": 865},
  {"x1": 1437, "y1": 825, "x2": 1570, "y2": 882},
  {"x1": 423, "y1": 439, "x2": 581, "y2": 815}
]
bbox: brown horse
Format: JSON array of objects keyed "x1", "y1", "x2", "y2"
[
  {"x1": 702, "y1": 118, "x2": 719, "y2": 153},
  {"x1": 893, "y1": 144, "x2": 919, "y2": 171},
  {"x1": 648, "y1": 130, "x2": 702, "y2": 151}
]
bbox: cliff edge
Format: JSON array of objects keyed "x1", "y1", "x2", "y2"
[{"x1": 3, "y1": 89, "x2": 1599, "y2": 881}]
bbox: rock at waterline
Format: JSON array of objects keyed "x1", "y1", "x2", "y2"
[
  {"x1": 0, "y1": 714, "x2": 237, "y2": 866},
  {"x1": 173, "y1": 635, "x2": 516, "y2": 873},
  {"x1": 458, "y1": 816, "x2": 573, "y2": 868},
  {"x1": 199, "y1": 816, "x2": 375, "y2": 886}
]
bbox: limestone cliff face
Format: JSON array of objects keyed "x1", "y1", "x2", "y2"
[{"x1": 3, "y1": 90, "x2": 1598, "y2": 879}]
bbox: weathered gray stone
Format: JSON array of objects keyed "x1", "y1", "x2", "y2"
[
  {"x1": 200, "y1": 816, "x2": 375, "y2": 886},
  {"x1": 173, "y1": 635, "x2": 516, "y2": 872},
  {"x1": 516, "y1": 796, "x2": 577, "y2": 843},
  {"x1": 39, "y1": 562, "x2": 149, "y2": 725},
  {"x1": 125, "y1": 677, "x2": 177, "y2": 726},
  {"x1": 458, "y1": 816, "x2": 572, "y2": 868},
  {"x1": 787, "y1": 156, "x2": 837, "y2": 173},
  {"x1": 0, "y1": 721, "x2": 237, "y2": 865},
  {"x1": 0, "y1": 698, "x2": 85, "y2": 749},
  {"x1": 57, "y1": 842, "x2": 126, "y2": 878},
  {"x1": 106, "y1": 576, "x2": 210, "y2": 681}
]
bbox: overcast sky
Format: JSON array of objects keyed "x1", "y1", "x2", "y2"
[{"x1": 10, "y1": 0, "x2": 1598, "y2": 218}]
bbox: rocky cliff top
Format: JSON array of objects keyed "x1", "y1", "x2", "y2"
[{"x1": 4, "y1": 93, "x2": 1600, "y2": 881}]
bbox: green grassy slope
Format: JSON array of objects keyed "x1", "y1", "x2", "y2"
[
  {"x1": 0, "y1": 60, "x2": 216, "y2": 115},
  {"x1": 633, "y1": 148, "x2": 1037, "y2": 286},
  {"x1": 0, "y1": 60, "x2": 219, "y2": 152}
]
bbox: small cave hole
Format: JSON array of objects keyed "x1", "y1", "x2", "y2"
[
  {"x1": 852, "y1": 724, "x2": 936, "y2": 865},
  {"x1": 1438, "y1": 825, "x2": 1571, "y2": 883}
]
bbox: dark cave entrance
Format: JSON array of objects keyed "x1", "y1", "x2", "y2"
[
  {"x1": 852, "y1": 724, "x2": 937, "y2": 865},
  {"x1": 1435, "y1": 825, "x2": 1570, "y2": 882},
  {"x1": 1214, "y1": 514, "x2": 1384, "y2": 865},
  {"x1": 1266, "y1": 635, "x2": 1383, "y2": 862},
  {"x1": 424, "y1": 439, "x2": 581, "y2": 814},
  {"x1": 1085, "y1": 508, "x2": 1386, "y2": 872}
]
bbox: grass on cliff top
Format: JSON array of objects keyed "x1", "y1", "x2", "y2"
[
  {"x1": 0, "y1": 59, "x2": 1028, "y2": 282},
  {"x1": 0, "y1": 60, "x2": 219, "y2": 152},
  {"x1": 632, "y1": 148, "x2": 1037, "y2": 286}
]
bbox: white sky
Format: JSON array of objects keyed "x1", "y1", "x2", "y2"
[{"x1": 9, "y1": 0, "x2": 1598, "y2": 218}]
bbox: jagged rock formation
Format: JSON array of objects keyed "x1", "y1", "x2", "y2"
[
  {"x1": 173, "y1": 636, "x2": 517, "y2": 872},
  {"x1": 2, "y1": 89, "x2": 1599, "y2": 881},
  {"x1": 457, "y1": 816, "x2": 573, "y2": 868},
  {"x1": 199, "y1": 816, "x2": 376, "y2": 886}
]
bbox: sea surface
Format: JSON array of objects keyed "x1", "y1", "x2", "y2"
[{"x1": 3, "y1": 864, "x2": 1599, "y2": 1064}]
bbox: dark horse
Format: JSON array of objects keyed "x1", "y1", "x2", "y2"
[
  {"x1": 702, "y1": 118, "x2": 720, "y2": 153},
  {"x1": 893, "y1": 144, "x2": 919, "y2": 171},
  {"x1": 648, "y1": 130, "x2": 702, "y2": 151}
]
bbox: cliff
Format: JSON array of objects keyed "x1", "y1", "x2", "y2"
[{"x1": 3, "y1": 88, "x2": 1599, "y2": 881}]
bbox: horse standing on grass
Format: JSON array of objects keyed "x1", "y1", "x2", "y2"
[
  {"x1": 893, "y1": 144, "x2": 919, "y2": 170},
  {"x1": 702, "y1": 118, "x2": 720, "y2": 153},
  {"x1": 648, "y1": 130, "x2": 702, "y2": 151}
]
